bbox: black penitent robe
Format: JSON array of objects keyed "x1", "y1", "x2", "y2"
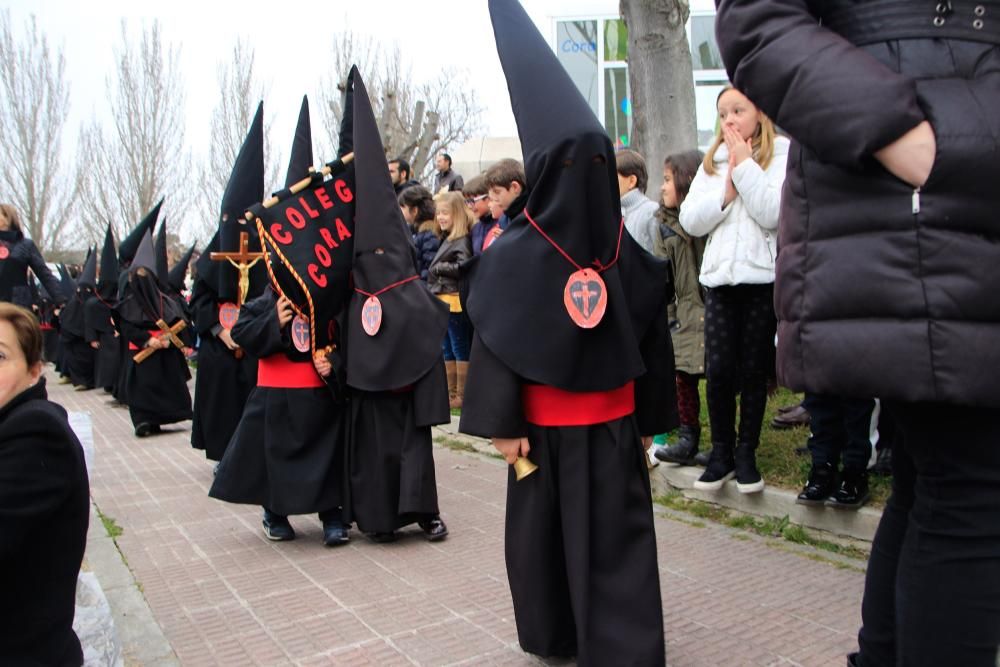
[
  {"x1": 189, "y1": 280, "x2": 257, "y2": 461},
  {"x1": 346, "y1": 359, "x2": 449, "y2": 533},
  {"x1": 58, "y1": 293, "x2": 96, "y2": 388},
  {"x1": 459, "y1": 309, "x2": 676, "y2": 666},
  {"x1": 119, "y1": 318, "x2": 193, "y2": 428},
  {"x1": 84, "y1": 295, "x2": 120, "y2": 392},
  {"x1": 209, "y1": 289, "x2": 345, "y2": 516}
]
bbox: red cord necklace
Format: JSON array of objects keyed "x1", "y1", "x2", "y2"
[
  {"x1": 353, "y1": 274, "x2": 420, "y2": 336},
  {"x1": 523, "y1": 209, "x2": 624, "y2": 329}
]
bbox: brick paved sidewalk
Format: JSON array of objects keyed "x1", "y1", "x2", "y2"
[{"x1": 52, "y1": 369, "x2": 864, "y2": 666}]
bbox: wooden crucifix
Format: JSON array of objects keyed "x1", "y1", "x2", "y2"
[
  {"x1": 209, "y1": 230, "x2": 266, "y2": 308},
  {"x1": 133, "y1": 318, "x2": 187, "y2": 364}
]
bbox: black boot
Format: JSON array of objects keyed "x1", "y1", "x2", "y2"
[
  {"x1": 693, "y1": 442, "x2": 734, "y2": 491},
  {"x1": 734, "y1": 442, "x2": 765, "y2": 494},
  {"x1": 827, "y1": 468, "x2": 870, "y2": 510},
  {"x1": 796, "y1": 462, "x2": 837, "y2": 506},
  {"x1": 654, "y1": 425, "x2": 701, "y2": 464}
]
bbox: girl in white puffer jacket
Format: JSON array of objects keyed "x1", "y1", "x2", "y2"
[{"x1": 679, "y1": 86, "x2": 788, "y2": 495}]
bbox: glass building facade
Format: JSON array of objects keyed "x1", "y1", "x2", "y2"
[{"x1": 553, "y1": 7, "x2": 726, "y2": 149}]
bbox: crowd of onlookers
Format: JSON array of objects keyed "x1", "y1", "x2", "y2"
[{"x1": 395, "y1": 91, "x2": 888, "y2": 511}]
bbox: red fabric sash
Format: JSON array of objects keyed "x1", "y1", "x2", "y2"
[
  {"x1": 128, "y1": 330, "x2": 162, "y2": 351},
  {"x1": 522, "y1": 381, "x2": 635, "y2": 427},
  {"x1": 257, "y1": 354, "x2": 324, "y2": 389}
]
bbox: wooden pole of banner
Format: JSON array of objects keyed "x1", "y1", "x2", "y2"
[{"x1": 244, "y1": 152, "x2": 355, "y2": 221}]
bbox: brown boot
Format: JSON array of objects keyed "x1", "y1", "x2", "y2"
[
  {"x1": 445, "y1": 360, "x2": 458, "y2": 406},
  {"x1": 452, "y1": 361, "x2": 469, "y2": 409}
]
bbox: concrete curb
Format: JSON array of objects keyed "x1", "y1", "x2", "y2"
[
  {"x1": 434, "y1": 416, "x2": 882, "y2": 543},
  {"x1": 87, "y1": 502, "x2": 180, "y2": 666}
]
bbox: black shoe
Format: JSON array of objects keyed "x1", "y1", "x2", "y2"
[
  {"x1": 796, "y1": 462, "x2": 837, "y2": 507},
  {"x1": 734, "y1": 442, "x2": 765, "y2": 494},
  {"x1": 771, "y1": 404, "x2": 810, "y2": 429},
  {"x1": 654, "y1": 425, "x2": 701, "y2": 465},
  {"x1": 693, "y1": 447, "x2": 712, "y2": 467},
  {"x1": 847, "y1": 652, "x2": 860, "y2": 667},
  {"x1": 262, "y1": 511, "x2": 295, "y2": 541},
  {"x1": 322, "y1": 519, "x2": 350, "y2": 546},
  {"x1": 418, "y1": 517, "x2": 449, "y2": 541},
  {"x1": 827, "y1": 469, "x2": 870, "y2": 510},
  {"x1": 693, "y1": 445, "x2": 734, "y2": 491},
  {"x1": 134, "y1": 422, "x2": 160, "y2": 438},
  {"x1": 368, "y1": 532, "x2": 397, "y2": 543},
  {"x1": 212, "y1": 462, "x2": 220, "y2": 477}
]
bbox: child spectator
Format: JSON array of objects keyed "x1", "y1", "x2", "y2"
[
  {"x1": 616, "y1": 149, "x2": 660, "y2": 255},
  {"x1": 398, "y1": 186, "x2": 441, "y2": 281}
]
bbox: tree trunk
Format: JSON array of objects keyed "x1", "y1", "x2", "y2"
[{"x1": 620, "y1": 0, "x2": 697, "y2": 198}]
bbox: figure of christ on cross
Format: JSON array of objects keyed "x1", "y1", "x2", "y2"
[{"x1": 210, "y1": 229, "x2": 266, "y2": 308}]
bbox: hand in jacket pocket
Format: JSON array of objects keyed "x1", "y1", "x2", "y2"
[{"x1": 874, "y1": 120, "x2": 936, "y2": 188}]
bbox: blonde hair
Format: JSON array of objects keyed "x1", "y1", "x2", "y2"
[
  {"x1": 435, "y1": 191, "x2": 473, "y2": 241},
  {"x1": 703, "y1": 86, "x2": 777, "y2": 176},
  {"x1": 0, "y1": 203, "x2": 23, "y2": 235}
]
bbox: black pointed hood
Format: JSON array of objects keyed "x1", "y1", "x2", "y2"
[
  {"x1": 346, "y1": 66, "x2": 449, "y2": 393},
  {"x1": 98, "y1": 224, "x2": 118, "y2": 291},
  {"x1": 119, "y1": 199, "x2": 163, "y2": 265},
  {"x1": 78, "y1": 248, "x2": 97, "y2": 289},
  {"x1": 462, "y1": 0, "x2": 670, "y2": 392},
  {"x1": 118, "y1": 229, "x2": 186, "y2": 326},
  {"x1": 194, "y1": 102, "x2": 267, "y2": 302},
  {"x1": 57, "y1": 263, "x2": 76, "y2": 296},
  {"x1": 168, "y1": 244, "x2": 195, "y2": 293},
  {"x1": 285, "y1": 96, "x2": 313, "y2": 188},
  {"x1": 155, "y1": 220, "x2": 169, "y2": 284}
]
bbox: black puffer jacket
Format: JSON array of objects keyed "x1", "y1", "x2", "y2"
[
  {"x1": 717, "y1": 0, "x2": 1000, "y2": 407},
  {"x1": 0, "y1": 230, "x2": 65, "y2": 306},
  {"x1": 410, "y1": 221, "x2": 442, "y2": 281}
]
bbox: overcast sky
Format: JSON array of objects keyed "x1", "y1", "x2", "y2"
[{"x1": 3, "y1": 0, "x2": 624, "y2": 159}]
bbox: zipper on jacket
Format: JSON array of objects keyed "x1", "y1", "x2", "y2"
[{"x1": 912, "y1": 188, "x2": 921, "y2": 215}]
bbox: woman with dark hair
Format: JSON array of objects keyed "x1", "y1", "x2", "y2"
[
  {"x1": 0, "y1": 302, "x2": 90, "y2": 666},
  {"x1": 398, "y1": 185, "x2": 441, "y2": 280},
  {"x1": 0, "y1": 203, "x2": 65, "y2": 308},
  {"x1": 716, "y1": 2, "x2": 1000, "y2": 664}
]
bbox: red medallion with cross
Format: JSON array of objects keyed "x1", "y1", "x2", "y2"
[
  {"x1": 0, "y1": 244, "x2": 9, "y2": 260},
  {"x1": 291, "y1": 314, "x2": 311, "y2": 352},
  {"x1": 563, "y1": 268, "x2": 607, "y2": 329},
  {"x1": 361, "y1": 296, "x2": 382, "y2": 336},
  {"x1": 218, "y1": 302, "x2": 240, "y2": 330}
]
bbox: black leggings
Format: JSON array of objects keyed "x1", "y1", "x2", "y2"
[
  {"x1": 858, "y1": 403, "x2": 1000, "y2": 666},
  {"x1": 703, "y1": 284, "x2": 776, "y2": 448}
]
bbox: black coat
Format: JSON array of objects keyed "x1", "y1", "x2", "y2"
[
  {"x1": 0, "y1": 378, "x2": 90, "y2": 666},
  {"x1": 410, "y1": 223, "x2": 441, "y2": 281},
  {"x1": 428, "y1": 235, "x2": 472, "y2": 295},
  {"x1": 0, "y1": 231, "x2": 65, "y2": 306},
  {"x1": 716, "y1": 0, "x2": 1000, "y2": 407}
]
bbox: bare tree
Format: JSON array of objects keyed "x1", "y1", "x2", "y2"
[
  {"x1": 194, "y1": 39, "x2": 281, "y2": 243},
  {"x1": 318, "y1": 31, "x2": 484, "y2": 183},
  {"x1": 620, "y1": 0, "x2": 697, "y2": 197},
  {"x1": 75, "y1": 20, "x2": 192, "y2": 243},
  {"x1": 0, "y1": 10, "x2": 74, "y2": 252}
]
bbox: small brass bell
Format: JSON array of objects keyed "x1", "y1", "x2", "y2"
[{"x1": 513, "y1": 456, "x2": 539, "y2": 481}]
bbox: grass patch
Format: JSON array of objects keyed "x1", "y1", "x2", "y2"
[
  {"x1": 97, "y1": 508, "x2": 123, "y2": 539},
  {"x1": 654, "y1": 492, "x2": 869, "y2": 561},
  {"x1": 659, "y1": 386, "x2": 891, "y2": 507},
  {"x1": 433, "y1": 435, "x2": 505, "y2": 460}
]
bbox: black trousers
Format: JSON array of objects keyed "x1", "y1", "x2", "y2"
[
  {"x1": 703, "y1": 283, "x2": 776, "y2": 447},
  {"x1": 802, "y1": 394, "x2": 878, "y2": 471},
  {"x1": 858, "y1": 403, "x2": 1000, "y2": 666},
  {"x1": 505, "y1": 416, "x2": 665, "y2": 666}
]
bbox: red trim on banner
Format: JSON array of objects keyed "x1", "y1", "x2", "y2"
[
  {"x1": 257, "y1": 354, "x2": 324, "y2": 388},
  {"x1": 522, "y1": 381, "x2": 635, "y2": 427}
]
